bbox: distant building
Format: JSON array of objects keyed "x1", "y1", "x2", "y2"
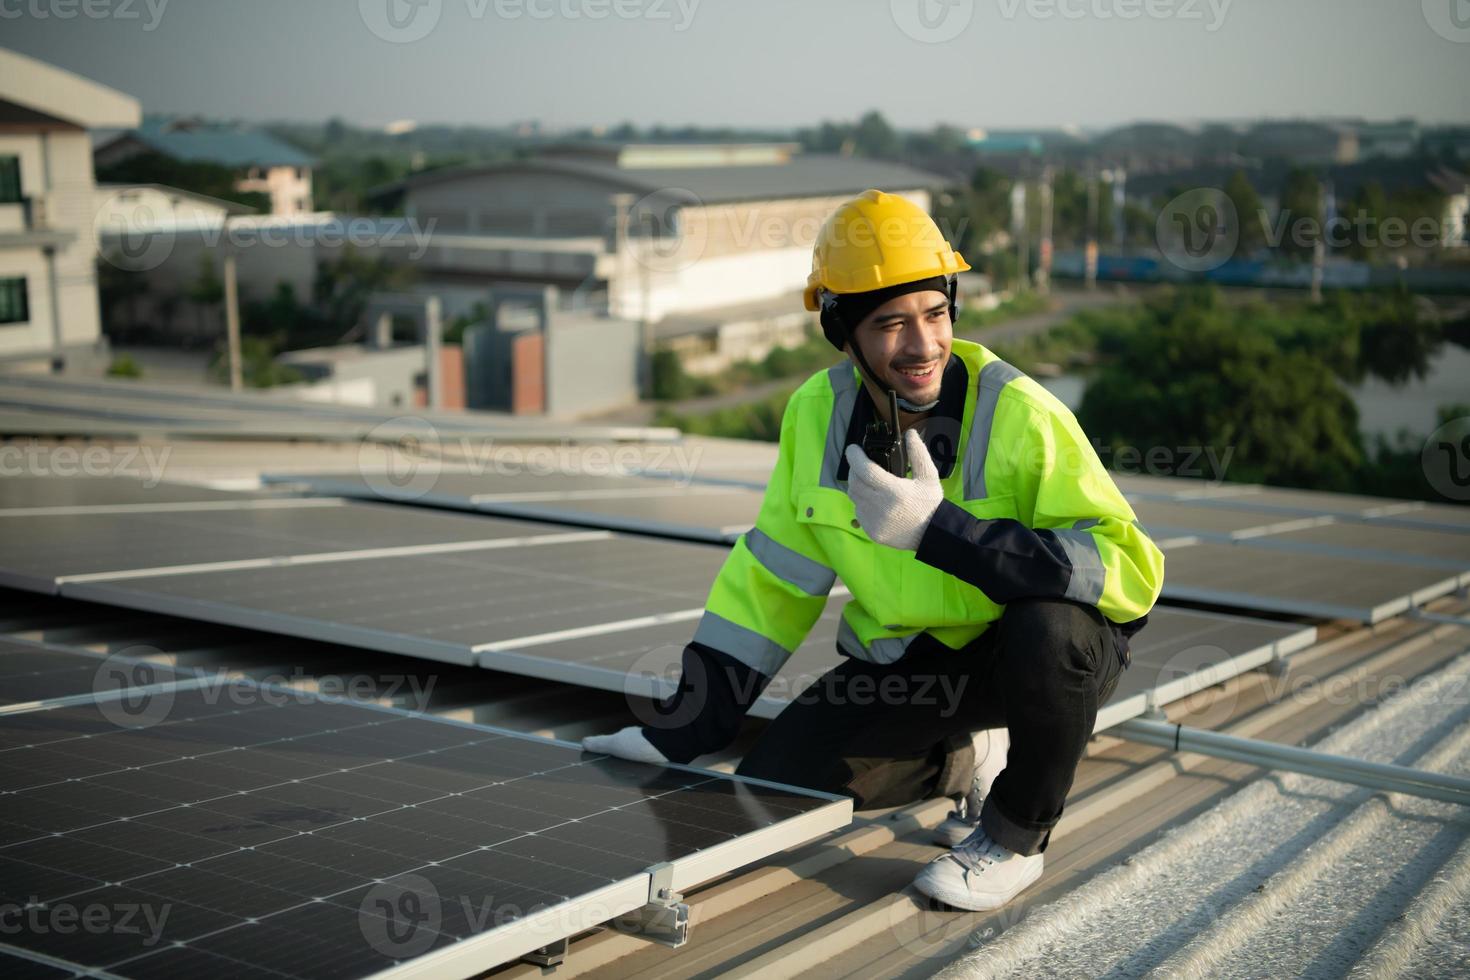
[
  {"x1": 372, "y1": 143, "x2": 950, "y2": 372},
  {"x1": 1093, "y1": 123, "x2": 1203, "y2": 173},
  {"x1": 1354, "y1": 119, "x2": 1420, "y2": 161},
  {"x1": 93, "y1": 119, "x2": 315, "y2": 216},
  {"x1": 1239, "y1": 120, "x2": 1359, "y2": 166},
  {"x1": 0, "y1": 46, "x2": 141, "y2": 372}
]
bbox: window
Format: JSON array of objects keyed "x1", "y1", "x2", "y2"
[
  {"x1": 0, "y1": 278, "x2": 28, "y2": 324},
  {"x1": 0, "y1": 157, "x2": 20, "y2": 204}
]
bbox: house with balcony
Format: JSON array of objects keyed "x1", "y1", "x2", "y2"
[{"x1": 0, "y1": 47, "x2": 141, "y2": 372}]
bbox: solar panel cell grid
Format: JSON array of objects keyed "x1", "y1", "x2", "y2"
[{"x1": 0, "y1": 680, "x2": 843, "y2": 978}]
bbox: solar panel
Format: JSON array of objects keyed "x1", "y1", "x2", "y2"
[
  {"x1": 1157, "y1": 539, "x2": 1461, "y2": 622},
  {"x1": 62, "y1": 535, "x2": 726, "y2": 667},
  {"x1": 57, "y1": 526, "x2": 1315, "y2": 729},
  {"x1": 1126, "y1": 480, "x2": 1470, "y2": 535},
  {"x1": 1211, "y1": 521, "x2": 1470, "y2": 577},
  {"x1": 1130, "y1": 498, "x2": 1331, "y2": 539},
  {"x1": 0, "y1": 677, "x2": 850, "y2": 977},
  {"x1": 266, "y1": 470, "x2": 764, "y2": 544},
  {"x1": 0, "y1": 637, "x2": 202, "y2": 714},
  {"x1": 0, "y1": 476, "x2": 253, "y2": 512},
  {"x1": 0, "y1": 502, "x2": 588, "y2": 593}
]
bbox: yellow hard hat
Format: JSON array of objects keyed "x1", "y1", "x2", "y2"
[{"x1": 802, "y1": 189, "x2": 970, "y2": 312}]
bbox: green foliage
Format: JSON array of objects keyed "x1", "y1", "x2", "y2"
[
  {"x1": 654, "y1": 386, "x2": 796, "y2": 442},
  {"x1": 188, "y1": 253, "x2": 223, "y2": 307},
  {"x1": 444, "y1": 301, "x2": 489, "y2": 345},
  {"x1": 650, "y1": 349, "x2": 718, "y2": 401},
  {"x1": 1275, "y1": 168, "x2": 1323, "y2": 260},
  {"x1": 105, "y1": 354, "x2": 142, "y2": 379},
  {"x1": 207, "y1": 336, "x2": 304, "y2": 388},
  {"x1": 1077, "y1": 300, "x2": 1363, "y2": 488},
  {"x1": 96, "y1": 152, "x2": 269, "y2": 212},
  {"x1": 1224, "y1": 169, "x2": 1265, "y2": 254},
  {"x1": 1069, "y1": 285, "x2": 1460, "y2": 500}
]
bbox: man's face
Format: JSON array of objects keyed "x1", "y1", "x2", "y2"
[{"x1": 846, "y1": 289, "x2": 953, "y2": 410}]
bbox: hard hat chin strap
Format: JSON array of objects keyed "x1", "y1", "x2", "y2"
[{"x1": 821, "y1": 279, "x2": 954, "y2": 419}]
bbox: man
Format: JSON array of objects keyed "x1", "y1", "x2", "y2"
[{"x1": 585, "y1": 189, "x2": 1164, "y2": 911}]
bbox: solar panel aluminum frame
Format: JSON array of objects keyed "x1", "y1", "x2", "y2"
[{"x1": 1091, "y1": 611, "x2": 1318, "y2": 733}]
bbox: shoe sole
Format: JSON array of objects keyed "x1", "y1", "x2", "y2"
[{"x1": 913, "y1": 857, "x2": 1044, "y2": 912}]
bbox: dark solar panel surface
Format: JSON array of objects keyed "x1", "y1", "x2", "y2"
[
  {"x1": 278, "y1": 470, "x2": 764, "y2": 543},
  {"x1": 1159, "y1": 540, "x2": 1459, "y2": 621},
  {"x1": 0, "y1": 681, "x2": 840, "y2": 978},
  {"x1": 0, "y1": 503, "x2": 555, "y2": 592},
  {"x1": 1251, "y1": 520, "x2": 1470, "y2": 572},
  {"x1": 0, "y1": 639, "x2": 190, "y2": 709},
  {"x1": 0, "y1": 476, "x2": 254, "y2": 510},
  {"x1": 1129, "y1": 498, "x2": 1317, "y2": 537},
  {"x1": 65, "y1": 535, "x2": 726, "y2": 661}
]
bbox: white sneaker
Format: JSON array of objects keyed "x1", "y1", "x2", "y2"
[
  {"x1": 932, "y1": 727, "x2": 1009, "y2": 847},
  {"x1": 912, "y1": 828, "x2": 1044, "y2": 911}
]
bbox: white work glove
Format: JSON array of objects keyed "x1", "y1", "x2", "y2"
[
  {"x1": 581, "y1": 726, "x2": 670, "y2": 765},
  {"x1": 844, "y1": 428, "x2": 945, "y2": 551}
]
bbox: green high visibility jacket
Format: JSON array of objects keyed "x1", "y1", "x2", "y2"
[{"x1": 642, "y1": 338, "x2": 1166, "y2": 764}]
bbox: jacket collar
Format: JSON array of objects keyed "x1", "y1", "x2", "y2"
[{"x1": 834, "y1": 352, "x2": 968, "y2": 481}]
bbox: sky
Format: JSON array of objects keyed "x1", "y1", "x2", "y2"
[{"x1": 3, "y1": 0, "x2": 1468, "y2": 132}]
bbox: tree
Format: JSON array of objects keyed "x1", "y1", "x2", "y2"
[
  {"x1": 1223, "y1": 170, "x2": 1265, "y2": 255},
  {"x1": 853, "y1": 111, "x2": 900, "y2": 160},
  {"x1": 1077, "y1": 292, "x2": 1362, "y2": 488},
  {"x1": 1275, "y1": 168, "x2": 1322, "y2": 260},
  {"x1": 96, "y1": 151, "x2": 269, "y2": 212}
]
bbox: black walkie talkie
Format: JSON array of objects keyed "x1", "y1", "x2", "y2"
[{"x1": 862, "y1": 389, "x2": 909, "y2": 477}]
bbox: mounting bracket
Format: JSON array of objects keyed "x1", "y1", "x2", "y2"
[{"x1": 614, "y1": 862, "x2": 689, "y2": 949}]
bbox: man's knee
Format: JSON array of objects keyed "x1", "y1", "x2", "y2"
[{"x1": 998, "y1": 599, "x2": 1113, "y2": 686}]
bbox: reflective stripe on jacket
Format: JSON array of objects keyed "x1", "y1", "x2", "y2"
[{"x1": 694, "y1": 338, "x2": 1165, "y2": 673}]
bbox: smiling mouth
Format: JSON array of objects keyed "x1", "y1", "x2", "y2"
[{"x1": 891, "y1": 363, "x2": 939, "y2": 386}]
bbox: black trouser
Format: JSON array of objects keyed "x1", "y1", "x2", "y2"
[{"x1": 735, "y1": 598, "x2": 1124, "y2": 855}]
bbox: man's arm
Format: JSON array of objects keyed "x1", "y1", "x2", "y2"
[
  {"x1": 612, "y1": 396, "x2": 836, "y2": 765},
  {"x1": 915, "y1": 395, "x2": 1164, "y2": 626}
]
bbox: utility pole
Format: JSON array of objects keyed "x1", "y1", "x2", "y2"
[
  {"x1": 223, "y1": 253, "x2": 242, "y2": 392},
  {"x1": 423, "y1": 295, "x2": 442, "y2": 410},
  {"x1": 1037, "y1": 166, "x2": 1054, "y2": 295},
  {"x1": 1310, "y1": 179, "x2": 1331, "y2": 304},
  {"x1": 1085, "y1": 168, "x2": 1100, "y2": 291},
  {"x1": 1011, "y1": 176, "x2": 1028, "y2": 293}
]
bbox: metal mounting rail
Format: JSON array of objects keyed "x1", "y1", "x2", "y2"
[{"x1": 1114, "y1": 718, "x2": 1470, "y2": 807}]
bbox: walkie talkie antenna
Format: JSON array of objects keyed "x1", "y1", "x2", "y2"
[{"x1": 888, "y1": 390, "x2": 908, "y2": 476}]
